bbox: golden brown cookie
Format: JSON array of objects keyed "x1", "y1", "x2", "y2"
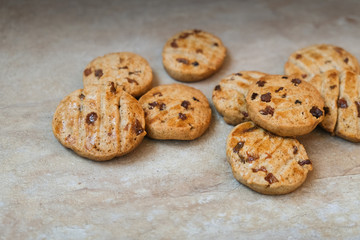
[
  {"x1": 246, "y1": 75, "x2": 325, "y2": 137},
  {"x1": 284, "y1": 44, "x2": 360, "y2": 133},
  {"x1": 212, "y1": 71, "x2": 267, "y2": 125},
  {"x1": 335, "y1": 71, "x2": 360, "y2": 142},
  {"x1": 83, "y1": 52, "x2": 153, "y2": 98},
  {"x1": 162, "y1": 29, "x2": 226, "y2": 82},
  {"x1": 52, "y1": 82, "x2": 146, "y2": 161},
  {"x1": 226, "y1": 121, "x2": 313, "y2": 195},
  {"x1": 138, "y1": 84, "x2": 211, "y2": 140}
]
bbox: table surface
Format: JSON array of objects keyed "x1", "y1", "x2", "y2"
[{"x1": 1, "y1": 0, "x2": 360, "y2": 239}]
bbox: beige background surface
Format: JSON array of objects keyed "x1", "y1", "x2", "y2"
[{"x1": 1, "y1": 0, "x2": 360, "y2": 239}]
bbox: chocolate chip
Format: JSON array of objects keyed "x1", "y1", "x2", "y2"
[
  {"x1": 295, "y1": 54, "x2": 302, "y2": 59},
  {"x1": 110, "y1": 82, "x2": 116, "y2": 94},
  {"x1": 176, "y1": 58, "x2": 189, "y2": 64},
  {"x1": 242, "y1": 126, "x2": 258, "y2": 133},
  {"x1": 84, "y1": 68, "x2": 92, "y2": 76},
  {"x1": 153, "y1": 92, "x2": 163, "y2": 97},
  {"x1": 355, "y1": 101, "x2": 360, "y2": 118},
  {"x1": 344, "y1": 58, "x2": 349, "y2": 64},
  {"x1": 94, "y1": 69, "x2": 103, "y2": 79},
  {"x1": 291, "y1": 78, "x2": 302, "y2": 86},
  {"x1": 337, "y1": 98, "x2": 348, "y2": 108},
  {"x1": 148, "y1": 101, "x2": 158, "y2": 109},
  {"x1": 293, "y1": 146, "x2": 298, "y2": 155},
  {"x1": 215, "y1": 85, "x2": 221, "y2": 91},
  {"x1": 324, "y1": 107, "x2": 330, "y2": 115},
  {"x1": 252, "y1": 166, "x2": 267, "y2": 173},
  {"x1": 298, "y1": 159, "x2": 312, "y2": 166},
  {"x1": 86, "y1": 112, "x2": 98, "y2": 125},
  {"x1": 310, "y1": 106, "x2": 323, "y2": 118},
  {"x1": 192, "y1": 61, "x2": 199, "y2": 66},
  {"x1": 256, "y1": 80, "x2": 266, "y2": 87},
  {"x1": 233, "y1": 141, "x2": 244, "y2": 153},
  {"x1": 295, "y1": 100, "x2": 302, "y2": 105},
  {"x1": 275, "y1": 87, "x2": 284, "y2": 93},
  {"x1": 261, "y1": 92, "x2": 272, "y2": 102},
  {"x1": 330, "y1": 85, "x2": 337, "y2": 89},
  {"x1": 213, "y1": 42, "x2": 219, "y2": 47},
  {"x1": 302, "y1": 74, "x2": 307, "y2": 79},
  {"x1": 126, "y1": 78, "x2": 139, "y2": 85},
  {"x1": 246, "y1": 154, "x2": 259, "y2": 163},
  {"x1": 282, "y1": 76, "x2": 288, "y2": 79},
  {"x1": 119, "y1": 66, "x2": 128, "y2": 69},
  {"x1": 171, "y1": 39, "x2": 178, "y2": 48},
  {"x1": 196, "y1": 49, "x2": 203, "y2": 53},
  {"x1": 260, "y1": 106, "x2": 274, "y2": 116},
  {"x1": 181, "y1": 100, "x2": 190, "y2": 109},
  {"x1": 281, "y1": 93, "x2": 287, "y2": 98},
  {"x1": 159, "y1": 103, "x2": 166, "y2": 111},
  {"x1": 265, "y1": 173, "x2": 279, "y2": 184},
  {"x1": 235, "y1": 73, "x2": 243, "y2": 76},
  {"x1": 178, "y1": 113, "x2": 187, "y2": 120},
  {"x1": 79, "y1": 93, "x2": 85, "y2": 99},
  {"x1": 133, "y1": 119, "x2": 144, "y2": 136},
  {"x1": 179, "y1": 32, "x2": 191, "y2": 39},
  {"x1": 192, "y1": 97, "x2": 200, "y2": 102},
  {"x1": 194, "y1": 29, "x2": 202, "y2": 34},
  {"x1": 251, "y1": 93, "x2": 258, "y2": 100},
  {"x1": 242, "y1": 111, "x2": 249, "y2": 118}
]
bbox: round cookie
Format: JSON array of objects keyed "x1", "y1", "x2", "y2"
[
  {"x1": 246, "y1": 75, "x2": 325, "y2": 137},
  {"x1": 284, "y1": 44, "x2": 360, "y2": 133},
  {"x1": 162, "y1": 29, "x2": 226, "y2": 82},
  {"x1": 83, "y1": 52, "x2": 153, "y2": 98},
  {"x1": 52, "y1": 82, "x2": 146, "y2": 161},
  {"x1": 335, "y1": 70, "x2": 360, "y2": 142},
  {"x1": 226, "y1": 121, "x2": 313, "y2": 195},
  {"x1": 138, "y1": 84, "x2": 211, "y2": 140},
  {"x1": 212, "y1": 71, "x2": 267, "y2": 125}
]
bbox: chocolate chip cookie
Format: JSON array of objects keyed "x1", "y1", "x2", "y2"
[
  {"x1": 162, "y1": 29, "x2": 226, "y2": 82},
  {"x1": 52, "y1": 82, "x2": 146, "y2": 161},
  {"x1": 138, "y1": 84, "x2": 211, "y2": 140},
  {"x1": 226, "y1": 121, "x2": 313, "y2": 195},
  {"x1": 83, "y1": 52, "x2": 153, "y2": 98},
  {"x1": 246, "y1": 75, "x2": 325, "y2": 137},
  {"x1": 212, "y1": 71, "x2": 267, "y2": 125}
]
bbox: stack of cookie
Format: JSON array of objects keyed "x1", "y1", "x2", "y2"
[
  {"x1": 213, "y1": 44, "x2": 360, "y2": 195},
  {"x1": 53, "y1": 29, "x2": 226, "y2": 161}
]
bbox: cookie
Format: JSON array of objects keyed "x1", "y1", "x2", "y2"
[
  {"x1": 162, "y1": 29, "x2": 226, "y2": 82},
  {"x1": 138, "y1": 84, "x2": 211, "y2": 140},
  {"x1": 284, "y1": 44, "x2": 360, "y2": 133},
  {"x1": 83, "y1": 52, "x2": 153, "y2": 98},
  {"x1": 335, "y1": 71, "x2": 360, "y2": 142},
  {"x1": 246, "y1": 75, "x2": 325, "y2": 137},
  {"x1": 226, "y1": 121, "x2": 313, "y2": 195},
  {"x1": 212, "y1": 71, "x2": 267, "y2": 125},
  {"x1": 52, "y1": 82, "x2": 146, "y2": 161}
]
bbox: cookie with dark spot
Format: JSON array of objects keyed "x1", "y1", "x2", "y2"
[
  {"x1": 139, "y1": 84, "x2": 211, "y2": 140},
  {"x1": 52, "y1": 83, "x2": 146, "y2": 161},
  {"x1": 335, "y1": 71, "x2": 360, "y2": 142},
  {"x1": 284, "y1": 44, "x2": 360, "y2": 134},
  {"x1": 162, "y1": 29, "x2": 226, "y2": 82},
  {"x1": 246, "y1": 75, "x2": 324, "y2": 137},
  {"x1": 226, "y1": 121, "x2": 312, "y2": 195},
  {"x1": 83, "y1": 52, "x2": 153, "y2": 98},
  {"x1": 212, "y1": 71, "x2": 267, "y2": 125}
]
